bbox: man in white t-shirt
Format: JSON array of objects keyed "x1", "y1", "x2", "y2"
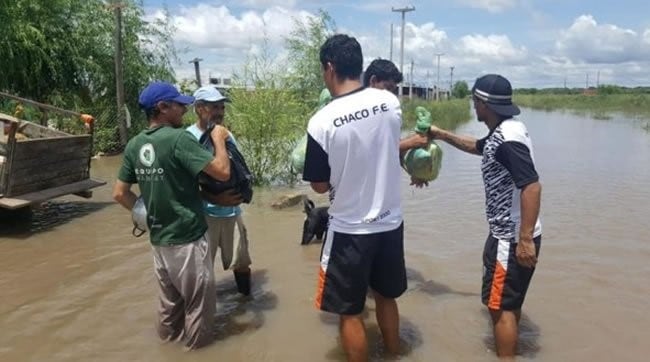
[{"x1": 303, "y1": 34, "x2": 427, "y2": 362}]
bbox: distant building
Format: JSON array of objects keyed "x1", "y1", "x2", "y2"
[
  {"x1": 209, "y1": 77, "x2": 232, "y2": 93},
  {"x1": 401, "y1": 83, "x2": 450, "y2": 100}
]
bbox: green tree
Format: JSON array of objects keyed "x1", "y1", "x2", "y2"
[
  {"x1": 452, "y1": 80, "x2": 470, "y2": 99},
  {"x1": 284, "y1": 10, "x2": 336, "y2": 110},
  {"x1": 0, "y1": 0, "x2": 177, "y2": 152},
  {"x1": 598, "y1": 84, "x2": 622, "y2": 95},
  {"x1": 227, "y1": 47, "x2": 311, "y2": 185}
]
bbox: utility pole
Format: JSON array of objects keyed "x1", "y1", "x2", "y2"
[
  {"x1": 586, "y1": 73, "x2": 590, "y2": 89},
  {"x1": 389, "y1": 23, "x2": 394, "y2": 62},
  {"x1": 435, "y1": 53, "x2": 444, "y2": 101},
  {"x1": 449, "y1": 66, "x2": 455, "y2": 98},
  {"x1": 596, "y1": 70, "x2": 600, "y2": 88},
  {"x1": 426, "y1": 70, "x2": 430, "y2": 100},
  {"x1": 111, "y1": 1, "x2": 127, "y2": 148},
  {"x1": 392, "y1": 6, "x2": 415, "y2": 98},
  {"x1": 409, "y1": 60, "x2": 414, "y2": 100},
  {"x1": 189, "y1": 58, "x2": 203, "y2": 87}
]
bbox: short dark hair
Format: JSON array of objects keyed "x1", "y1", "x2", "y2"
[
  {"x1": 363, "y1": 58, "x2": 403, "y2": 86},
  {"x1": 319, "y1": 34, "x2": 363, "y2": 80},
  {"x1": 144, "y1": 105, "x2": 161, "y2": 120}
]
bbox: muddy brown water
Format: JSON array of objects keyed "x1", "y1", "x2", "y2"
[{"x1": 1, "y1": 109, "x2": 649, "y2": 361}]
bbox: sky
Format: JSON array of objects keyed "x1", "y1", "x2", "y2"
[{"x1": 142, "y1": 0, "x2": 650, "y2": 89}]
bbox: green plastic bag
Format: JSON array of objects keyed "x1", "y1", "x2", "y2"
[
  {"x1": 290, "y1": 89, "x2": 332, "y2": 175},
  {"x1": 290, "y1": 134, "x2": 308, "y2": 174},
  {"x1": 402, "y1": 106, "x2": 443, "y2": 181},
  {"x1": 403, "y1": 142, "x2": 443, "y2": 181}
]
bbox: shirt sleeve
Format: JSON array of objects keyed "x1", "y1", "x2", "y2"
[
  {"x1": 495, "y1": 141, "x2": 539, "y2": 188},
  {"x1": 174, "y1": 131, "x2": 215, "y2": 177},
  {"x1": 302, "y1": 133, "x2": 330, "y2": 183},
  {"x1": 117, "y1": 144, "x2": 137, "y2": 184},
  {"x1": 476, "y1": 136, "x2": 488, "y2": 155}
]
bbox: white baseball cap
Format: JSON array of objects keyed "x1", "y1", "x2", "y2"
[{"x1": 193, "y1": 86, "x2": 230, "y2": 103}]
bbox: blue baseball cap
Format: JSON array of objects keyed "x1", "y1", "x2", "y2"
[{"x1": 138, "y1": 82, "x2": 194, "y2": 110}]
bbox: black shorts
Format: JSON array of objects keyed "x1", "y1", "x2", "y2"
[
  {"x1": 315, "y1": 223, "x2": 407, "y2": 315},
  {"x1": 482, "y1": 234, "x2": 541, "y2": 311}
]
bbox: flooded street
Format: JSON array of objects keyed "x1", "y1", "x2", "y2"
[{"x1": 1, "y1": 108, "x2": 649, "y2": 361}]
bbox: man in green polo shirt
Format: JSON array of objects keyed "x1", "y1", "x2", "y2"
[{"x1": 113, "y1": 81, "x2": 231, "y2": 350}]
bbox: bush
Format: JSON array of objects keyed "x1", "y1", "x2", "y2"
[
  {"x1": 226, "y1": 87, "x2": 310, "y2": 186},
  {"x1": 224, "y1": 47, "x2": 312, "y2": 186}
]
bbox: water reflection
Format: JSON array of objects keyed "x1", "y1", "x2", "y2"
[
  {"x1": 406, "y1": 267, "x2": 478, "y2": 298},
  {"x1": 0, "y1": 200, "x2": 112, "y2": 238},
  {"x1": 213, "y1": 269, "x2": 277, "y2": 341}
]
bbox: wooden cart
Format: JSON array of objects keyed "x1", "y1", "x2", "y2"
[{"x1": 0, "y1": 112, "x2": 105, "y2": 209}]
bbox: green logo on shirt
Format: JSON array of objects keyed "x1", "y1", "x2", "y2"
[{"x1": 139, "y1": 143, "x2": 155, "y2": 167}]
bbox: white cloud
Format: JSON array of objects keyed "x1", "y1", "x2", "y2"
[
  {"x1": 237, "y1": 0, "x2": 298, "y2": 8},
  {"x1": 456, "y1": 34, "x2": 528, "y2": 64},
  {"x1": 149, "y1": 5, "x2": 650, "y2": 88},
  {"x1": 357, "y1": 22, "x2": 450, "y2": 81},
  {"x1": 148, "y1": 4, "x2": 315, "y2": 82},
  {"x1": 458, "y1": 0, "x2": 519, "y2": 13},
  {"x1": 169, "y1": 4, "x2": 312, "y2": 50},
  {"x1": 556, "y1": 15, "x2": 650, "y2": 64}
]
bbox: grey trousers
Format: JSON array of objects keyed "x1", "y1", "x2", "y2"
[
  {"x1": 205, "y1": 215, "x2": 252, "y2": 271},
  {"x1": 152, "y1": 235, "x2": 216, "y2": 350}
]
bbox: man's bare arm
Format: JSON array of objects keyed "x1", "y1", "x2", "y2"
[
  {"x1": 516, "y1": 181, "x2": 541, "y2": 268},
  {"x1": 310, "y1": 182, "x2": 329, "y2": 194},
  {"x1": 430, "y1": 126, "x2": 481, "y2": 155},
  {"x1": 202, "y1": 126, "x2": 231, "y2": 181},
  {"x1": 113, "y1": 180, "x2": 137, "y2": 210}
]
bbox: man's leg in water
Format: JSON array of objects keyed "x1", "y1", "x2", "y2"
[
  {"x1": 489, "y1": 308, "x2": 520, "y2": 358},
  {"x1": 373, "y1": 291, "x2": 400, "y2": 355},
  {"x1": 340, "y1": 314, "x2": 368, "y2": 362}
]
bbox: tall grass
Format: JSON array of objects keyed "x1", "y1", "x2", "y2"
[
  {"x1": 514, "y1": 94, "x2": 650, "y2": 120},
  {"x1": 402, "y1": 98, "x2": 472, "y2": 131}
]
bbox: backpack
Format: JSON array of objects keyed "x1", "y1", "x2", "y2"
[{"x1": 198, "y1": 125, "x2": 254, "y2": 203}]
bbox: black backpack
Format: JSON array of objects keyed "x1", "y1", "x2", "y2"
[{"x1": 198, "y1": 125, "x2": 253, "y2": 203}]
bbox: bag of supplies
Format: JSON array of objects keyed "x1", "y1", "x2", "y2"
[{"x1": 402, "y1": 106, "x2": 443, "y2": 182}]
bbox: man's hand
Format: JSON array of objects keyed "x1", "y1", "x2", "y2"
[
  {"x1": 399, "y1": 132, "x2": 430, "y2": 152},
  {"x1": 516, "y1": 236, "x2": 538, "y2": 268},
  {"x1": 201, "y1": 189, "x2": 243, "y2": 206},
  {"x1": 407, "y1": 133, "x2": 430, "y2": 149},
  {"x1": 410, "y1": 176, "x2": 429, "y2": 188},
  {"x1": 210, "y1": 124, "x2": 230, "y2": 141}
]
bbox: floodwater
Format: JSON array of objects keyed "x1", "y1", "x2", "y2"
[{"x1": 1, "y1": 108, "x2": 649, "y2": 361}]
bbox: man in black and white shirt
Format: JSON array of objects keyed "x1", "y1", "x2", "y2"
[
  {"x1": 423, "y1": 74, "x2": 542, "y2": 358},
  {"x1": 303, "y1": 34, "x2": 426, "y2": 361}
]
